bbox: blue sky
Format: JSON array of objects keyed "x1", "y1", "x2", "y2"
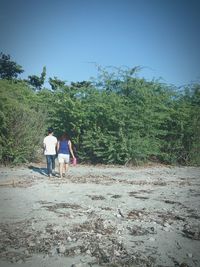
[{"x1": 0, "y1": 0, "x2": 200, "y2": 87}]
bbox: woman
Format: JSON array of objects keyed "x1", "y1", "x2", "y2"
[{"x1": 57, "y1": 133, "x2": 75, "y2": 178}]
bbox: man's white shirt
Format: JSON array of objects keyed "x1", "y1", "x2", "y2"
[{"x1": 43, "y1": 136, "x2": 57, "y2": 155}]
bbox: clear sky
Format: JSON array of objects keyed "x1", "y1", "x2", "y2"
[{"x1": 0, "y1": 0, "x2": 200, "y2": 87}]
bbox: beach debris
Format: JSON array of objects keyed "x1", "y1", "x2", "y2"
[
  {"x1": 117, "y1": 209, "x2": 124, "y2": 218},
  {"x1": 182, "y1": 224, "x2": 200, "y2": 240}
]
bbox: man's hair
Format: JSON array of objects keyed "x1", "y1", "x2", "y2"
[{"x1": 48, "y1": 127, "x2": 54, "y2": 134}]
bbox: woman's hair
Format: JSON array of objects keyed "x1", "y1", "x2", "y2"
[{"x1": 59, "y1": 132, "x2": 69, "y2": 141}]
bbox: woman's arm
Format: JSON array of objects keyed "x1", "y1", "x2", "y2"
[{"x1": 68, "y1": 140, "x2": 75, "y2": 158}]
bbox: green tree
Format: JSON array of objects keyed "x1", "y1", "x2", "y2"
[
  {"x1": 0, "y1": 80, "x2": 47, "y2": 164},
  {"x1": 1, "y1": 56, "x2": 198, "y2": 167},
  {"x1": 28, "y1": 66, "x2": 46, "y2": 91},
  {"x1": 49, "y1": 76, "x2": 66, "y2": 91},
  {"x1": 182, "y1": 84, "x2": 200, "y2": 165},
  {"x1": 0, "y1": 52, "x2": 24, "y2": 80}
]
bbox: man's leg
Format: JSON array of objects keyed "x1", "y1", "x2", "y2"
[
  {"x1": 46, "y1": 155, "x2": 52, "y2": 177},
  {"x1": 52, "y1": 155, "x2": 56, "y2": 175}
]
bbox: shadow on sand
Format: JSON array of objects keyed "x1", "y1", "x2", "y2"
[{"x1": 28, "y1": 165, "x2": 47, "y2": 176}]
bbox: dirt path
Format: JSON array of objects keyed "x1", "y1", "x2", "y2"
[{"x1": 0, "y1": 163, "x2": 200, "y2": 267}]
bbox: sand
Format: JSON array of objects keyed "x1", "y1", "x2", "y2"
[{"x1": 0, "y1": 161, "x2": 200, "y2": 267}]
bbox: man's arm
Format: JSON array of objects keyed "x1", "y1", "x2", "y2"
[
  {"x1": 43, "y1": 139, "x2": 46, "y2": 153},
  {"x1": 56, "y1": 141, "x2": 60, "y2": 153}
]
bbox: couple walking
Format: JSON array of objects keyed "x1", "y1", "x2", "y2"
[{"x1": 43, "y1": 127, "x2": 76, "y2": 178}]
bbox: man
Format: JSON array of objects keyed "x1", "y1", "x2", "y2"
[{"x1": 43, "y1": 127, "x2": 57, "y2": 178}]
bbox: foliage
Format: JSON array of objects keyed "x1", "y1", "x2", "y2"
[
  {"x1": 27, "y1": 66, "x2": 46, "y2": 91},
  {"x1": 49, "y1": 76, "x2": 66, "y2": 91},
  {"x1": 0, "y1": 53, "x2": 24, "y2": 80},
  {"x1": 0, "y1": 53, "x2": 199, "y2": 166},
  {"x1": 36, "y1": 66, "x2": 200, "y2": 166},
  {"x1": 0, "y1": 80, "x2": 47, "y2": 164},
  {"x1": 180, "y1": 84, "x2": 200, "y2": 165}
]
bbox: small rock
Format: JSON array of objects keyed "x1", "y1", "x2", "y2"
[
  {"x1": 149, "y1": 227, "x2": 155, "y2": 233},
  {"x1": 180, "y1": 263, "x2": 189, "y2": 267},
  {"x1": 28, "y1": 241, "x2": 35, "y2": 247},
  {"x1": 24, "y1": 249, "x2": 29, "y2": 255},
  {"x1": 175, "y1": 241, "x2": 181, "y2": 249},
  {"x1": 163, "y1": 227, "x2": 170, "y2": 232},
  {"x1": 96, "y1": 233, "x2": 102, "y2": 239},
  {"x1": 187, "y1": 253, "x2": 193, "y2": 258},
  {"x1": 86, "y1": 249, "x2": 91, "y2": 254},
  {"x1": 50, "y1": 247, "x2": 58, "y2": 256},
  {"x1": 11, "y1": 257, "x2": 16, "y2": 263},
  {"x1": 67, "y1": 236, "x2": 72, "y2": 242},
  {"x1": 74, "y1": 249, "x2": 81, "y2": 255},
  {"x1": 58, "y1": 244, "x2": 66, "y2": 253},
  {"x1": 71, "y1": 264, "x2": 82, "y2": 267},
  {"x1": 118, "y1": 209, "x2": 124, "y2": 217},
  {"x1": 114, "y1": 250, "x2": 120, "y2": 256},
  {"x1": 163, "y1": 222, "x2": 170, "y2": 227}
]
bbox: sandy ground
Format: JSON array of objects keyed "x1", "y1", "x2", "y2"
[{"x1": 0, "y1": 161, "x2": 200, "y2": 267}]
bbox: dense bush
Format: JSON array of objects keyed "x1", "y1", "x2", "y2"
[
  {"x1": 0, "y1": 56, "x2": 199, "y2": 165},
  {"x1": 46, "y1": 70, "x2": 200, "y2": 166},
  {"x1": 0, "y1": 80, "x2": 47, "y2": 164}
]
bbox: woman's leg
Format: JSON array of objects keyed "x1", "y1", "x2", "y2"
[
  {"x1": 58, "y1": 154, "x2": 64, "y2": 178},
  {"x1": 59, "y1": 162, "x2": 64, "y2": 178},
  {"x1": 64, "y1": 154, "x2": 70, "y2": 176},
  {"x1": 65, "y1": 163, "x2": 69, "y2": 174}
]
